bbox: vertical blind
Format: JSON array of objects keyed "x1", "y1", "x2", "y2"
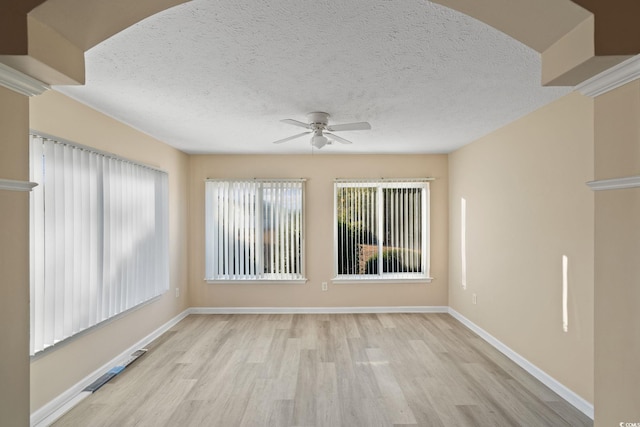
[
  {"x1": 29, "y1": 135, "x2": 169, "y2": 355},
  {"x1": 205, "y1": 179, "x2": 305, "y2": 281},
  {"x1": 334, "y1": 179, "x2": 429, "y2": 280}
]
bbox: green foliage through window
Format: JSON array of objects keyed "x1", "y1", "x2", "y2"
[{"x1": 335, "y1": 180, "x2": 429, "y2": 280}]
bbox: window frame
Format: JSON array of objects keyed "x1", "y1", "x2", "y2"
[
  {"x1": 333, "y1": 178, "x2": 432, "y2": 283},
  {"x1": 29, "y1": 133, "x2": 169, "y2": 356},
  {"x1": 204, "y1": 178, "x2": 307, "y2": 284}
]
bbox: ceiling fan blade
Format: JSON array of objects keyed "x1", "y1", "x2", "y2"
[
  {"x1": 272, "y1": 131, "x2": 311, "y2": 144},
  {"x1": 281, "y1": 119, "x2": 312, "y2": 129},
  {"x1": 326, "y1": 122, "x2": 371, "y2": 132},
  {"x1": 325, "y1": 132, "x2": 353, "y2": 144}
]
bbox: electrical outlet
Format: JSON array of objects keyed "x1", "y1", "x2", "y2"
[
  {"x1": 472, "y1": 293, "x2": 477, "y2": 304},
  {"x1": 175, "y1": 287, "x2": 180, "y2": 298},
  {"x1": 321, "y1": 282, "x2": 328, "y2": 291}
]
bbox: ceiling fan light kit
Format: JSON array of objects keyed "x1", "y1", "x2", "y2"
[
  {"x1": 311, "y1": 130, "x2": 329, "y2": 149},
  {"x1": 274, "y1": 112, "x2": 371, "y2": 149}
]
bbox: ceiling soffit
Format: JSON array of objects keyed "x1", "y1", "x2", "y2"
[{"x1": 1, "y1": 1, "x2": 638, "y2": 93}]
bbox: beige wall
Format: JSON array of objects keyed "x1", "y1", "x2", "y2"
[
  {"x1": 449, "y1": 92, "x2": 595, "y2": 403},
  {"x1": 189, "y1": 154, "x2": 448, "y2": 308},
  {"x1": 0, "y1": 2, "x2": 637, "y2": 423},
  {"x1": 0, "y1": 86, "x2": 31, "y2": 426},
  {"x1": 28, "y1": 91, "x2": 190, "y2": 412},
  {"x1": 593, "y1": 80, "x2": 640, "y2": 425}
]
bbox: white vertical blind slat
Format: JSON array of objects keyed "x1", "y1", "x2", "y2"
[
  {"x1": 423, "y1": 186, "x2": 429, "y2": 277},
  {"x1": 297, "y1": 182, "x2": 301, "y2": 278},
  {"x1": 89, "y1": 152, "x2": 98, "y2": 328},
  {"x1": 256, "y1": 182, "x2": 264, "y2": 275},
  {"x1": 218, "y1": 183, "x2": 224, "y2": 279},
  {"x1": 377, "y1": 186, "x2": 384, "y2": 276},
  {"x1": 270, "y1": 183, "x2": 275, "y2": 276},
  {"x1": 76, "y1": 149, "x2": 86, "y2": 332},
  {"x1": 124, "y1": 163, "x2": 133, "y2": 309},
  {"x1": 71, "y1": 147, "x2": 81, "y2": 334},
  {"x1": 283, "y1": 183, "x2": 288, "y2": 277},
  {"x1": 53, "y1": 142, "x2": 66, "y2": 343},
  {"x1": 235, "y1": 182, "x2": 241, "y2": 277},
  {"x1": 407, "y1": 190, "x2": 413, "y2": 272},
  {"x1": 29, "y1": 136, "x2": 45, "y2": 353},
  {"x1": 275, "y1": 182, "x2": 281, "y2": 279},
  {"x1": 349, "y1": 187, "x2": 354, "y2": 274},
  {"x1": 205, "y1": 181, "x2": 212, "y2": 279},
  {"x1": 221, "y1": 183, "x2": 226, "y2": 278},
  {"x1": 43, "y1": 140, "x2": 55, "y2": 347},
  {"x1": 248, "y1": 183, "x2": 254, "y2": 276},
  {"x1": 242, "y1": 181, "x2": 248, "y2": 276},
  {"x1": 403, "y1": 189, "x2": 408, "y2": 272}
]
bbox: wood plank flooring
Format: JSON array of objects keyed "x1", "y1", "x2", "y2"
[{"x1": 53, "y1": 313, "x2": 592, "y2": 427}]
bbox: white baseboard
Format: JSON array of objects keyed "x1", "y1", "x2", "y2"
[
  {"x1": 31, "y1": 305, "x2": 444, "y2": 425},
  {"x1": 447, "y1": 308, "x2": 594, "y2": 420},
  {"x1": 31, "y1": 306, "x2": 592, "y2": 424},
  {"x1": 189, "y1": 306, "x2": 449, "y2": 314},
  {"x1": 31, "y1": 309, "x2": 191, "y2": 427}
]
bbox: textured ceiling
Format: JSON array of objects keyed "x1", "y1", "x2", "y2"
[{"x1": 54, "y1": 0, "x2": 572, "y2": 154}]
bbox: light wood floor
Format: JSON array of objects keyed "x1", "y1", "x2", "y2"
[{"x1": 54, "y1": 313, "x2": 592, "y2": 427}]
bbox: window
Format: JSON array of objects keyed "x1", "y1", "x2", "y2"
[
  {"x1": 205, "y1": 179, "x2": 305, "y2": 282},
  {"x1": 29, "y1": 134, "x2": 169, "y2": 355},
  {"x1": 334, "y1": 179, "x2": 431, "y2": 281}
]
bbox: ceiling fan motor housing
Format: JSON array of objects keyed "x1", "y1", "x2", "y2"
[{"x1": 307, "y1": 112, "x2": 330, "y2": 130}]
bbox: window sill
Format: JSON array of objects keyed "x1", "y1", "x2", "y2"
[
  {"x1": 332, "y1": 277, "x2": 434, "y2": 285},
  {"x1": 205, "y1": 279, "x2": 308, "y2": 285}
]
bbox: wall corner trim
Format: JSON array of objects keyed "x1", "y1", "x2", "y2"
[
  {"x1": 0, "y1": 179, "x2": 38, "y2": 192},
  {"x1": 575, "y1": 54, "x2": 640, "y2": 97},
  {"x1": 448, "y1": 308, "x2": 594, "y2": 419},
  {"x1": 0, "y1": 63, "x2": 50, "y2": 97},
  {"x1": 586, "y1": 176, "x2": 640, "y2": 191}
]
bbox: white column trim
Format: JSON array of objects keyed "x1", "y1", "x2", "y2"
[
  {"x1": 0, "y1": 63, "x2": 50, "y2": 96},
  {"x1": 0, "y1": 178, "x2": 38, "y2": 192},
  {"x1": 586, "y1": 176, "x2": 640, "y2": 191},
  {"x1": 576, "y1": 54, "x2": 640, "y2": 97}
]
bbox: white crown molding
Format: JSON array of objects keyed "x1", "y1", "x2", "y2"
[
  {"x1": 0, "y1": 63, "x2": 50, "y2": 97},
  {"x1": 0, "y1": 178, "x2": 38, "y2": 192},
  {"x1": 586, "y1": 176, "x2": 640, "y2": 191},
  {"x1": 448, "y1": 308, "x2": 594, "y2": 419},
  {"x1": 576, "y1": 55, "x2": 640, "y2": 97}
]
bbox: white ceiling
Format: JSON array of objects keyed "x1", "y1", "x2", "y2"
[{"x1": 54, "y1": 0, "x2": 572, "y2": 155}]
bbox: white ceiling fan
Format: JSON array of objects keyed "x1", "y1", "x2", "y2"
[{"x1": 273, "y1": 112, "x2": 371, "y2": 149}]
